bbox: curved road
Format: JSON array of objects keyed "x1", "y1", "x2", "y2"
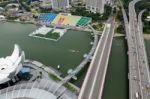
[{"x1": 121, "y1": 0, "x2": 150, "y2": 98}]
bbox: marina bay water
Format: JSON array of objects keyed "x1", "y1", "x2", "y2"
[
  {"x1": 103, "y1": 37, "x2": 128, "y2": 99},
  {"x1": 102, "y1": 38, "x2": 150, "y2": 99},
  {"x1": 0, "y1": 22, "x2": 92, "y2": 74},
  {"x1": 145, "y1": 40, "x2": 150, "y2": 67},
  {"x1": 0, "y1": 22, "x2": 129, "y2": 97},
  {"x1": 2, "y1": 22, "x2": 150, "y2": 98},
  {"x1": 72, "y1": 37, "x2": 129, "y2": 98}
]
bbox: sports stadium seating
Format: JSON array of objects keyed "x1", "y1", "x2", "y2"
[
  {"x1": 39, "y1": 13, "x2": 57, "y2": 23},
  {"x1": 52, "y1": 14, "x2": 68, "y2": 25},
  {"x1": 39, "y1": 13, "x2": 91, "y2": 26},
  {"x1": 76, "y1": 17, "x2": 92, "y2": 26}
]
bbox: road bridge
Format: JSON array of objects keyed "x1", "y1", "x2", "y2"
[
  {"x1": 120, "y1": 0, "x2": 150, "y2": 98},
  {"x1": 136, "y1": 9, "x2": 150, "y2": 99},
  {"x1": 78, "y1": 18, "x2": 115, "y2": 99}
]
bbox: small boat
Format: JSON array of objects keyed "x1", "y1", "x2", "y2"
[{"x1": 69, "y1": 49, "x2": 80, "y2": 53}]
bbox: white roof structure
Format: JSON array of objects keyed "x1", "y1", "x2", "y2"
[
  {"x1": 0, "y1": 44, "x2": 25, "y2": 84},
  {"x1": 0, "y1": 79, "x2": 77, "y2": 99},
  {"x1": 0, "y1": 15, "x2": 5, "y2": 19}
]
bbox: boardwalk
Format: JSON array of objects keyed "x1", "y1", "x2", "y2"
[{"x1": 61, "y1": 25, "x2": 99, "y2": 83}]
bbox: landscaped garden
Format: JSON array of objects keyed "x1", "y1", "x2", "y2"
[{"x1": 35, "y1": 31, "x2": 60, "y2": 40}]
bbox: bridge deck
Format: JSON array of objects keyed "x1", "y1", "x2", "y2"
[
  {"x1": 78, "y1": 19, "x2": 115, "y2": 99},
  {"x1": 121, "y1": 0, "x2": 150, "y2": 98}
]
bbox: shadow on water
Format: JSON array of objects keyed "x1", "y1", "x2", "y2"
[
  {"x1": 102, "y1": 37, "x2": 129, "y2": 99},
  {"x1": 72, "y1": 37, "x2": 129, "y2": 96},
  {"x1": 145, "y1": 39, "x2": 150, "y2": 69}
]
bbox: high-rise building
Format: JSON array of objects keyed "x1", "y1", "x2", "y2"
[
  {"x1": 80, "y1": 0, "x2": 86, "y2": 3},
  {"x1": 51, "y1": 0, "x2": 70, "y2": 10},
  {"x1": 86, "y1": 0, "x2": 105, "y2": 14},
  {"x1": 74, "y1": 0, "x2": 85, "y2": 3}
]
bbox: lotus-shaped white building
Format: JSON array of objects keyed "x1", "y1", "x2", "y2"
[{"x1": 0, "y1": 44, "x2": 25, "y2": 84}]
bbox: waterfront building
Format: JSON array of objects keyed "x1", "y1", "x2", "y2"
[
  {"x1": 85, "y1": 0, "x2": 105, "y2": 14},
  {"x1": 0, "y1": 44, "x2": 25, "y2": 84},
  {"x1": 51, "y1": 0, "x2": 70, "y2": 10}
]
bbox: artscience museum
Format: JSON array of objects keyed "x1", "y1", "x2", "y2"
[{"x1": 0, "y1": 44, "x2": 25, "y2": 84}]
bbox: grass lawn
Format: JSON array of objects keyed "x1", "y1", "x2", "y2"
[
  {"x1": 45, "y1": 32, "x2": 60, "y2": 39},
  {"x1": 35, "y1": 31, "x2": 60, "y2": 40}
]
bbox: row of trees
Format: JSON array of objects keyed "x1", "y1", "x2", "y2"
[
  {"x1": 71, "y1": 5, "x2": 112, "y2": 22},
  {"x1": 135, "y1": 0, "x2": 150, "y2": 34},
  {"x1": 19, "y1": 0, "x2": 31, "y2": 11},
  {"x1": 121, "y1": 0, "x2": 150, "y2": 34},
  {"x1": 71, "y1": 7, "x2": 102, "y2": 21},
  {"x1": 0, "y1": 0, "x2": 16, "y2": 7},
  {"x1": 143, "y1": 11, "x2": 150, "y2": 33}
]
